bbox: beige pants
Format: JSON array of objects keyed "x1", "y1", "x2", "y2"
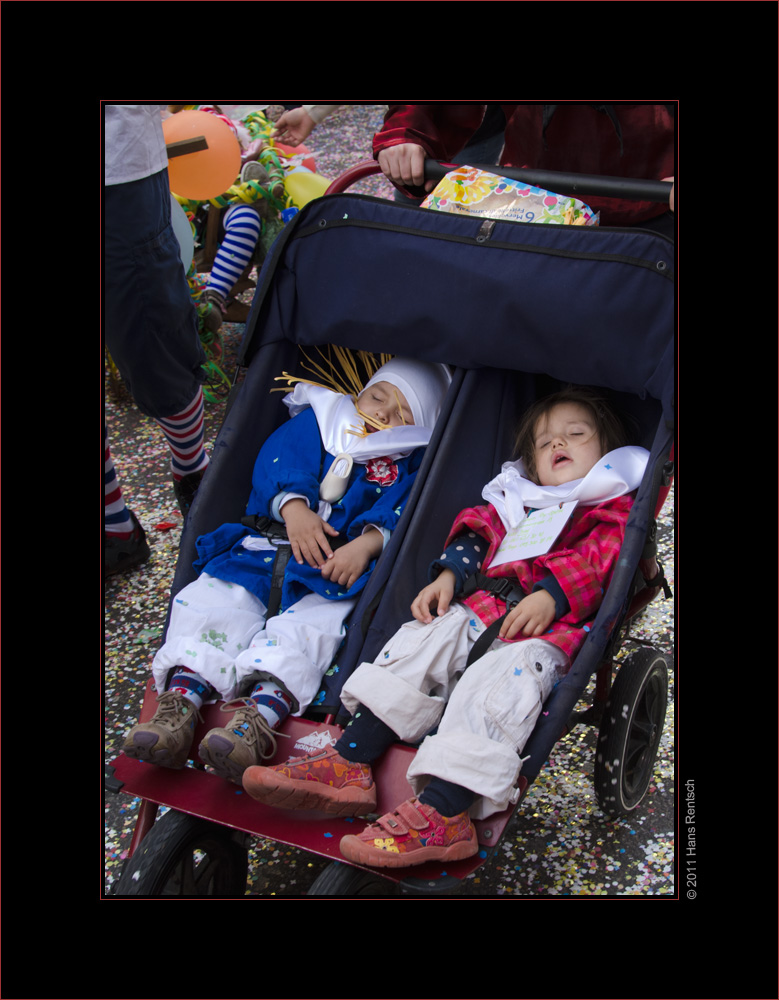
[{"x1": 341, "y1": 603, "x2": 568, "y2": 818}]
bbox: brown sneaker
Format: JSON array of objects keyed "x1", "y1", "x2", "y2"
[
  {"x1": 122, "y1": 690, "x2": 201, "y2": 769},
  {"x1": 242, "y1": 746, "x2": 376, "y2": 816},
  {"x1": 198, "y1": 699, "x2": 279, "y2": 784}
]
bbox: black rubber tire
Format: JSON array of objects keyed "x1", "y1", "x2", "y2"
[
  {"x1": 307, "y1": 861, "x2": 397, "y2": 897},
  {"x1": 594, "y1": 648, "x2": 669, "y2": 818},
  {"x1": 114, "y1": 809, "x2": 249, "y2": 897}
]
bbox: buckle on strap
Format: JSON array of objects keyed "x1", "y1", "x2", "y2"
[
  {"x1": 488, "y1": 577, "x2": 524, "y2": 609},
  {"x1": 241, "y1": 514, "x2": 288, "y2": 542},
  {"x1": 463, "y1": 573, "x2": 525, "y2": 610}
]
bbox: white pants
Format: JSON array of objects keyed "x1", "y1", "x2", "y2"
[
  {"x1": 152, "y1": 573, "x2": 356, "y2": 711},
  {"x1": 341, "y1": 603, "x2": 568, "y2": 819}
]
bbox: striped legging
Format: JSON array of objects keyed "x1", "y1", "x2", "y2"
[
  {"x1": 207, "y1": 204, "x2": 262, "y2": 300},
  {"x1": 155, "y1": 387, "x2": 208, "y2": 480}
]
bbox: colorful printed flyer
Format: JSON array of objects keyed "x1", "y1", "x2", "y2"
[{"x1": 421, "y1": 166, "x2": 599, "y2": 226}]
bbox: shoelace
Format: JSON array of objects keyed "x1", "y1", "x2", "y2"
[
  {"x1": 154, "y1": 689, "x2": 204, "y2": 729},
  {"x1": 219, "y1": 698, "x2": 286, "y2": 760}
]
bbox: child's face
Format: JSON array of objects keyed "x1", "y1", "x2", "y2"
[
  {"x1": 357, "y1": 381, "x2": 414, "y2": 431},
  {"x1": 532, "y1": 402, "x2": 604, "y2": 486}
]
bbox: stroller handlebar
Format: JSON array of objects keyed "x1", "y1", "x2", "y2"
[{"x1": 326, "y1": 159, "x2": 673, "y2": 204}]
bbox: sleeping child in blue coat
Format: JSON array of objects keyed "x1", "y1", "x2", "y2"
[{"x1": 122, "y1": 357, "x2": 451, "y2": 783}]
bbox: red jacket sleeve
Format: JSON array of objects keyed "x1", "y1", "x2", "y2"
[
  {"x1": 444, "y1": 503, "x2": 507, "y2": 569},
  {"x1": 373, "y1": 104, "x2": 487, "y2": 163}
]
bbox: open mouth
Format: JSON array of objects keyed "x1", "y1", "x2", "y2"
[{"x1": 553, "y1": 452, "x2": 571, "y2": 467}]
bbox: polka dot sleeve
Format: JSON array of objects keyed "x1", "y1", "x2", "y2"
[{"x1": 428, "y1": 531, "x2": 486, "y2": 592}]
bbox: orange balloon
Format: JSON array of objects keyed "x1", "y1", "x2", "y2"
[{"x1": 163, "y1": 110, "x2": 241, "y2": 200}]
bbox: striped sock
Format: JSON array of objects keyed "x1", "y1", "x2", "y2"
[
  {"x1": 155, "y1": 388, "x2": 209, "y2": 481},
  {"x1": 248, "y1": 680, "x2": 294, "y2": 729},
  {"x1": 169, "y1": 667, "x2": 216, "y2": 709},
  {"x1": 207, "y1": 205, "x2": 262, "y2": 300},
  {"x1": 104, "y1": 425, "x2": 133, "y2": 537}
]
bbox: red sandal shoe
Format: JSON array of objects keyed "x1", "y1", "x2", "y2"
[
  {"x1": 339, "y1": 797, "x2": 478, "y2": 868},
  {"x1": 242, "y1": 746, "x2": 377, "y2": 816}
]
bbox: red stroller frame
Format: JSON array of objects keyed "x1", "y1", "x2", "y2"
[{"x1": 107, "y1": 163, "x2": 675, "y2": 896}]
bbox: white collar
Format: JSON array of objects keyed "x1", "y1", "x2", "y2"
[
  {"x1": 282, "y1": 383, "x2": 432, "y2": 461},
  {"x1": 482, "y1": 446, "x2": 649, "y2": 530}
]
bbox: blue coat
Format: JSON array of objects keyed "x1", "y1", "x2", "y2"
[{"x1": 194, "y1": 406, "x2": 424, "y2": 611}]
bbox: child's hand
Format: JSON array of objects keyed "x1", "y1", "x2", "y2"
[
  {"x1": 411, "y1": 570, "x2": 456, "y2": 623},
  {"x1": 499, "y1": 590, "x2": 557, "y2": 640},
  {"x1": 281, "y1": 499, "x2": 340, "y2": 568},
  {"x1": 320, "y1": 531, "x2": 382, "y2": 590}
]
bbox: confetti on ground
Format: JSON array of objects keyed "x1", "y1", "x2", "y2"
[{"x1": 105, "y1": 105, "x2": 675, "y2": 897}]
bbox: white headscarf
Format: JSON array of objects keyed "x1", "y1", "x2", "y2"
[
  {"x1": 362, "y1": 357, "x2": 451, "y2": 431},
  {"x1": 482, "y1": 446, "x2": 650, "y2": 531},
  {"x1": 282, "y1": 357, "x2": 451, "y2": 462}
]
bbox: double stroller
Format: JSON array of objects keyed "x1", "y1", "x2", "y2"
[{"x1": 107, "y1": 162, "x2": 675, "y2": 896}]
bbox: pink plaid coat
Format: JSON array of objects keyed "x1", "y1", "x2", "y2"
[{"x1": 445, "y1": 496, "x2": 634, "y2": 660}]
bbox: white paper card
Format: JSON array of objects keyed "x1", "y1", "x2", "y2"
[{"x1": 490, "y1": 501, "x2": 578, "y2": 567}]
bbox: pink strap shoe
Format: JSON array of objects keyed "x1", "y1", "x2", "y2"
[{"x1": 339, "y1": 797, "x2": 478, "y2": 868}]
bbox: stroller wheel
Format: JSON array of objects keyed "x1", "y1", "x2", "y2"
[
  {"x1": 307, "y1": 861, "x2": 398, "y2": 897},
  {"x1": 114, "y1": 809, "x2": 249, "y2": 897},
  {"x1": 594, "y1": 648, "x2": 669, "y2": 818}
]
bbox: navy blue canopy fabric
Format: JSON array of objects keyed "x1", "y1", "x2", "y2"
[
  {"x1": 241, "y1": 193, "x2": 674, "y2": 420},
  {"x1": 176, "y1": 192, "x2": 675, "y2": 764}
]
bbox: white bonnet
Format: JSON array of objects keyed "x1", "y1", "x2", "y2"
[{"x1": 364, "y1": 357, "x2": 452, "y2": 429}]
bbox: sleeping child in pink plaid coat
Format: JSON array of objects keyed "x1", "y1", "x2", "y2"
[{"x1": 243, "y1": 387, "x2": 650, "y2": 869}]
